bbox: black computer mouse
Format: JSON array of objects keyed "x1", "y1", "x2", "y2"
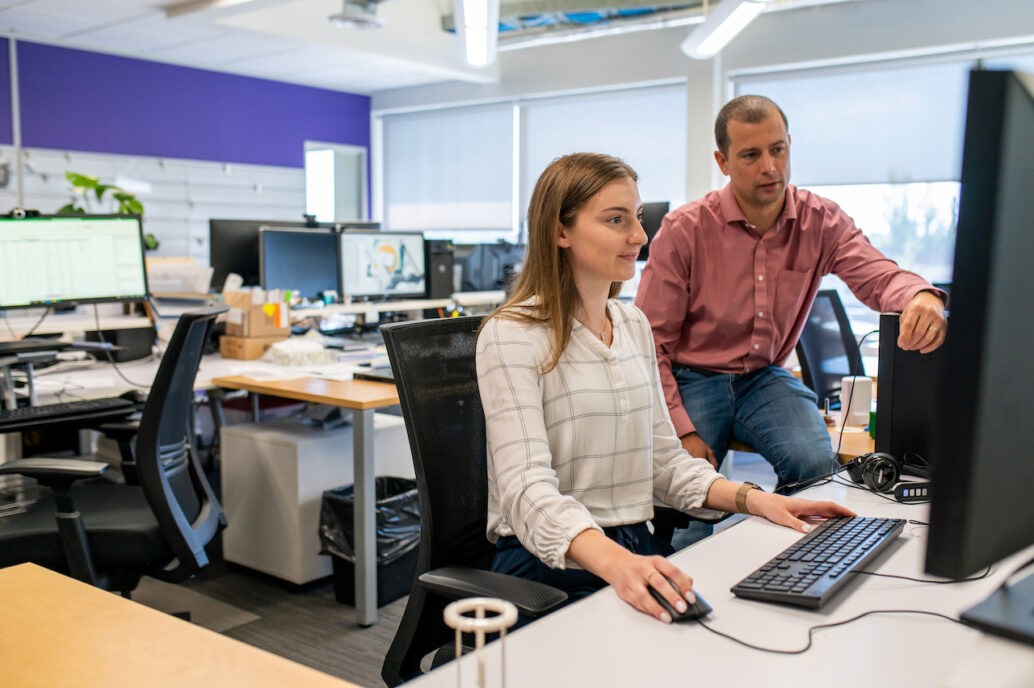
[
  {"x1": 119, "y1": 389, "x2": 148, "y2": 406},
  {"x1": 648, "y1": 574, "x2": 712, "y2": 622}
]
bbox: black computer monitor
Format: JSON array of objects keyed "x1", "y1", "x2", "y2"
[
  {"x1": 259, "y1": 227, "x2": 341, "y2": 299},
  {"x1": 458, "y1": 242, "x2": 525, "y2": 293},
  {"x1": 0, "y1": 214, "x2": 149, "y2": 310},
  {"x1": 339, "y1": 232, "x2": 426, "y2": 300},
  {"x1": 637, "y1": 201, "x2": 669, "y2": 263},
  {"x1": 921, "y1": 70, "x2": 1034, "y2": 644}
]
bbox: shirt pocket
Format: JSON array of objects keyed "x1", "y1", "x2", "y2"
[{"x1": 774, "y1": 269, "x2": 811, "y2": 318}]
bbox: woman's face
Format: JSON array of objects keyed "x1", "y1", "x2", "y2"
[{"x1": 557, "y1": 176, "x2": 646, "y2": 288}]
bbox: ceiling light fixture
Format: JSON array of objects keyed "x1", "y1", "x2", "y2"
[
  {"x1": 329, "y1": 0, "x2": 386, "y2": 30},
  {"x1": 162, "y1": 0, "x2": 257, "y2": 19},
  {"x1": 680, "y1": 0, "x2": 771, "y2": 60},
  {"x1": 454, "y1": 0, "x2": 500, "y2": 68}
]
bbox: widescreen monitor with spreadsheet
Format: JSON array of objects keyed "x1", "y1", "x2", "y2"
[
  {"x1": 339, "y1": 232, "x2": 426, "y2": 300},
  {"x1": 0, "y1": 214, "x2": 149, "y2": 310}
]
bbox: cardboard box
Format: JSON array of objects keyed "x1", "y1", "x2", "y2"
[
  {"x1": 220, "y1": 334, "x2": 286, "y2": 360},
  {"x1": 226, "y1": 303, "x2": 290, "y2": 337}
]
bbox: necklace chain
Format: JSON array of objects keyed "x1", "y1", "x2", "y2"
[{"x1": 584, "y1": 317, "x2": 609, "y2": 341}]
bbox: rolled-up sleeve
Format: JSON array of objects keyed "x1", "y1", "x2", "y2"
[{"x1": 476, "y1": 317, "x2": 601, "y2": 569}]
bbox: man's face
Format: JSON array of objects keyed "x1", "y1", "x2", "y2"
[{"x1": 714, "y1": 109, "x2": 791, "y2": 215}]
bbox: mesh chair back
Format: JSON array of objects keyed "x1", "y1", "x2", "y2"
[
  {"x1": 796, "y1": 290, "x2": 864, "y2": 408},
  {"x1": 136, "y1": 305, "x2": 227, "y2": 580},
  {"x1": 380, "y1": 316, "x2": 493, "y2": 576}
]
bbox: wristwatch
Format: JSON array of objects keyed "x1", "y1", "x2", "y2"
[{"x1": 735, "y1": 482, "x2": 762, "y2": 515}]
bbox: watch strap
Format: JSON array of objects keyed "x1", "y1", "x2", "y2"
[{"x1": 735, "y1": 482, "x2": 761, "y2": 514}]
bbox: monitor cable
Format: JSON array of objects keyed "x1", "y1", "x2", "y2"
[
  {"x1": 9, "y1": 306, "x2": 52, "y2": 340},
  {"x1": 92, "y1": 305, "x2": 151, "y2": 389}
]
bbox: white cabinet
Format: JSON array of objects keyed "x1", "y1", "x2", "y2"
[{"x1": 220, "y1": 415, "x2": 413, "y2": 584}]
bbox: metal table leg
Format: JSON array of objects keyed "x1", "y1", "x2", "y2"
[{"x1": 353, "y1": 407, "x2": 377, "y2": 626}]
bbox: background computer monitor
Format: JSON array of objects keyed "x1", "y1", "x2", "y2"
[
  {"x1": 210, "y1": 217, "x2": 369, "y2": 290},
  {"x1": 637, "y1": 201, "x2": 669, "y2": 263},
  {"x1": 259, "y1": 227, "x2": 341, "y2": 299},
  {"x1": 339, "y1": 232, "x2": 426, "y2": 300},
  {"x1": 458, "y1": 242, "x2": 525, "y2": 293},
  {"x1": 923, "y1": 70, "x2": 1034, "y2": 603},
  {"x1": 0, "y1": 214, "x2": 149, "y2": 310}
]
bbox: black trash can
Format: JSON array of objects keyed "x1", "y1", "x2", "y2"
[{"x1": 319, "y1": 477, "x2": 420, "y2": 607}]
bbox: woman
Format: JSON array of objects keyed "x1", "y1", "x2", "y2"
[{"x1": 476, "y1": 153, "x2": 855, "y2": 623}]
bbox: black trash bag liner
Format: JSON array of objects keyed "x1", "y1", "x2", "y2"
[{"x1": 319, "y1": 476, "x2": 420, "y2": 565}]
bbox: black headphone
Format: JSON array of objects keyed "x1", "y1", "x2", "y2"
[{"x1": 846, "y1": 452, "x2": 902, "y2": 493}]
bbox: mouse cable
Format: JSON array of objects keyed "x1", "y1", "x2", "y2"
[
  {"x1": 93, "y1": 305, "x2": 151, "y2": 389},
  {"x1": 695, "y1": 609, "x2": 968, "y2": 655}
]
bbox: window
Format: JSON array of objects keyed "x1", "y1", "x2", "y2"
[
  {"x1": 520, "y1": 85, "x2": 687, "y2": 225},
  {"x1": 381, "y1": 104, "x2": 514, "y2": 240}
]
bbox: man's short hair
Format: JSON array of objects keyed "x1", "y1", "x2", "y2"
[{"x1": 715, "y1": 95, "x2": 789, "y2": 156}]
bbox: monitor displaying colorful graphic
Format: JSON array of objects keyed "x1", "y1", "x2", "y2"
[{"x1": 339, "y1": 232, "x2": 426, "y2": 299}]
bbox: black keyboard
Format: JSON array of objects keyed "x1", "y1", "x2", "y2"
[
  {"x1": 0, "y1": 397, "x2": 136, "y2": 432},
  {"x1": 731, "y1": 516, "x2": 905, "y2": 609}
]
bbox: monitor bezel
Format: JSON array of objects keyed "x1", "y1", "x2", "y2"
[
  {"x1": 0, "y1": 213, "x2": 150, "y2": 310},
  {"x1": 338, "y1": 231, "x2": 427, "y2": 301}
]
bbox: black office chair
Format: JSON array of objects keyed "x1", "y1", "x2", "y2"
[
  {"x1": 379, "y1": 316, "x2": 568, "y2": 686},
  {"x1": 0, "y1": 306, "x2": 228, "y2": 594},
  {"x1": 795, "y1": 289, "x2": 865, "y2": 409}
]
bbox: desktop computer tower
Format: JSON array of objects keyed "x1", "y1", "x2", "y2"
[
  {"x1": 426, "y1": 240, "x2": 454, "y2": 299},
  {"x1": 875, "y1": 312, "x2": 948, "y2": 472}
]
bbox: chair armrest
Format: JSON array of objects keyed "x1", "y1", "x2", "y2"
[
  {"x1": 0, "y1": 457, "x2": 108, "y2": 482},
  {"x1": 419, "y1": 566, "x2": 567, "y2": 619},
  {"x1": 97, "y1": 420, "x2": 140, "y2": 442}
]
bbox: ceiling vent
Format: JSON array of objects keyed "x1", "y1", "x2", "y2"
[{"x1": 329, "y1": 0, "x2": 387, "y2": 30}]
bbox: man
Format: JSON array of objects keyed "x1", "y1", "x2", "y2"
[{"x1": 635, "y1": 94, "x2": 946, "y2": 501}]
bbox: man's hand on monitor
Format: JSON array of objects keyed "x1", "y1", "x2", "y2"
[
  {"x1": 681, "y1": 432, "x2": 718, "y2": 469},
  {"x1": 897, "y1": 290, "x2": 947, "y2": 354}
]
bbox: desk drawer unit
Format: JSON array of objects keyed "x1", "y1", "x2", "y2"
[{"x1": 220, "y1": 415, "x2": 414, "y2": 584}]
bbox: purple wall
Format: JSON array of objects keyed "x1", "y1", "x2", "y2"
[
  {"x1": 16, "y1": 41, "x2": 369, "y2": 168},
  {"x1": 0, "y1": 38, "x2": 11, "y2": 145}
]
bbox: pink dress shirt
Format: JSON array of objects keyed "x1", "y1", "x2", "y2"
[{"x1": 635, "y1": 184, "x2": 939, "y2": 438}]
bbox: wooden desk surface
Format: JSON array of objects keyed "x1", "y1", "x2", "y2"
[
  {"x1": 829, "y1": 423, "x2": 875, "y2": 461},
  {"x1": 0, "y1": 563, "x2": 361, "y2": 688},
  {"x1": 211, "y1": 374, "x2": 399, "y2": 410}
]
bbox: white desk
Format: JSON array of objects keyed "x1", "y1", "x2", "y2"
[
  {"x1": 409, "y1": 481, "x2": 1034, "y2": 688},
  {"x1": 293, "y1": 291, "x2": 504, "y2": 318}
]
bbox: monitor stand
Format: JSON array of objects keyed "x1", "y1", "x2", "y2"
[{"x1": 961, "y1": 570, "x2": 1034, "y2": 647}]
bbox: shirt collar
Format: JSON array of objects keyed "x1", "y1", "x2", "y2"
[{"x1": 719, "y1": 183, "x2": 801, "y2": 232}]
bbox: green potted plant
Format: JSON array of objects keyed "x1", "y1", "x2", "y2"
[{"x1": 58, "y1": 171, "x2": 159, "y2": 250}]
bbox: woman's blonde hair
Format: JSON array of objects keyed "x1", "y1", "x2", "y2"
[{"x1": 480, "y1": 152, "x2": 638, "y2": 372}]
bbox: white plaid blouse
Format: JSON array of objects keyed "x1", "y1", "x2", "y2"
[{"x1": 476, "y1": 299, "x2": 725, "y2": 570}]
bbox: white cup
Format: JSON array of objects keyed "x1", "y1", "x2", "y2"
[{"x1": 840, "y1": 376, "x2": 873, "y2": 426}]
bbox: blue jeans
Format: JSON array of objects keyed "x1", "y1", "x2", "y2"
[
  {"x1": 492, "y1": 523, "x2": 673, "y2": 605},
  {"x1": 674, "y1": 365, "x2": 834, "y2": 492}
]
